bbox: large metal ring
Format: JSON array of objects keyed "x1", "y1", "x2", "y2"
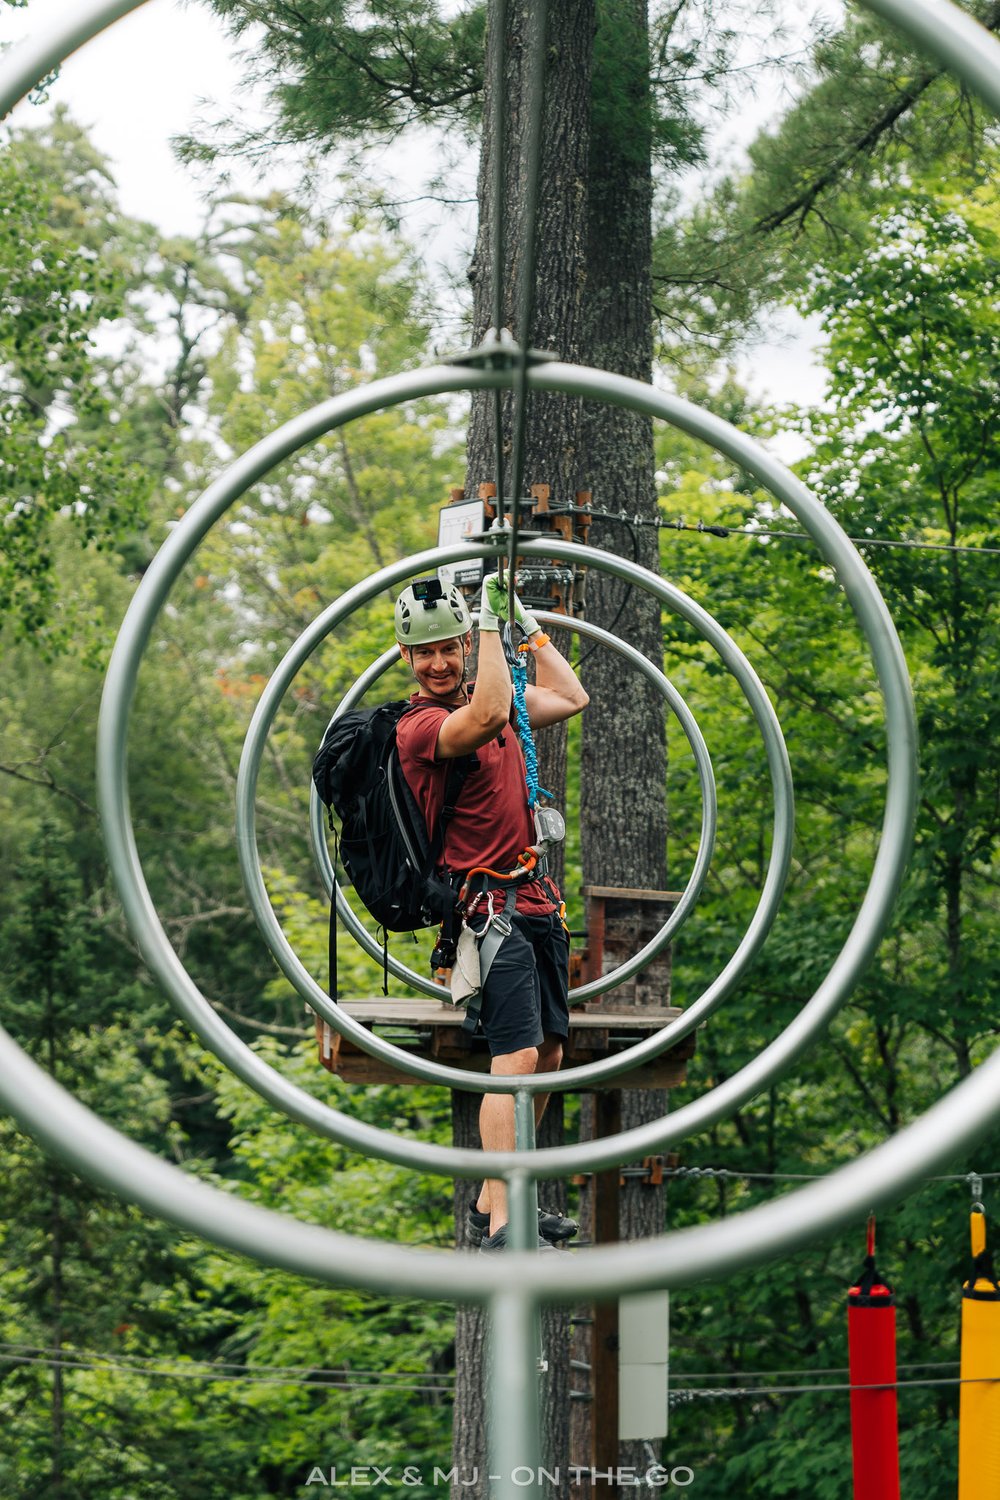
[
  {"x1": 93, "y1": 355, "x2": 907, "y2": 1187},
  {"x1": 7, "y1": 0, "x2": 997, "y2": 1307},
  {"x1": 229, "y1": 534, "x2": 790, "y2": 1109}
]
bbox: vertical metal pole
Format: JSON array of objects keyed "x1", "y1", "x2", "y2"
[
  {"x1": 512, "y1": 1089, "x2": 540, "y2": 1249},
  {"x1": 511, "y1": 1089, "x2": 548, "y2": 1445},
  {"x1": 514, "y1": 1088, "x2": 537, "y2": 1149},
  {"x1": 489, "y1": 1287, "x2": 544, "y2": 1500}
]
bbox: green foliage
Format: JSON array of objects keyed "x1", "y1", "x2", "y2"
[
  {"x1": 0, "y1": 128, "x2": 148, "y2": 655},
  {"x1": 795, "y1": 178, "x2": 1000, "y2": 1064},
  {"x1": 187, "y1": 1041, "x2": 455, "y2": 1491},
  {"x1": 192, "y1": 0, "x2": 487, "y2": 163},
  {"x1": 0, "y1": 824, "x2": 239, "y2": 1500},
  {"x1": 655, "y1": 2, "x2": 1000, "y2": 351},
  {"x1": 654, "y1": 169, "x2": 999, "y2": 1493},
  {"x1": 1, "y1": 116, "x2": 466, "y2": 1492}
]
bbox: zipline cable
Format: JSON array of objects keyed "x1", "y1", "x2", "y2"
[
  {"x1": 671, "y1": 1361, "x2": 960, "y2": 1381},
  {"x1": 482, "y1": 0, "x2": 552, "y2": 829},
  {"x1": 7, "y1": 1344, "x2": 1000, "y2": 1399},
  {"x1": 10, "y1": 1350, "x2": 1000, "y2": 1400},
  {"x1": 669, "y1": 1374, "x2": 1000, "y2": 1401},
  {"x1": 0, "y1": 1339, "x2": 455, "y2": 1383},
  {"x1": 0, "y1": 1348, "x2": 452, "y2": 1394},
  {"x1": 505, "y1": 0, "x2": 548, "y2": 618},
  {"x1": 658, "y1": 1166, "x2": 1000, "y2": 1185},
  {"x1": 490, "y1": 0, "x2": 506, "y2": 510},
  {"x1": 689, "y1": 522, "x2": 1000, "y2": 557},
  {"x1": 556, "y1": 504, "x2": 999, "y2": 558}
]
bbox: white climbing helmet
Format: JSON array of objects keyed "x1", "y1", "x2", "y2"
[{"x1": 394, "y1": 578, "x2": 473, "y2": 646}]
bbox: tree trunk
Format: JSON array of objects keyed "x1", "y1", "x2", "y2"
[
  {"x1": 454, "y1": 3, "x2": 594, "y2": 1491},
  {"x1": 581, "y1": 6, "x2": 668, "y2": 1489},
  {"x1": 458, "y1": 0, "x2": 667, "y2": 1489},
  {"x1": 580, "y1": 0, "x2": 666, "y2": 896},
  {"x1": 465, "y1": 0, "x2": 595, "y2": 865},
  {"x1": 451, "y1": 1092, "x2": 569, "y2": 1500}
]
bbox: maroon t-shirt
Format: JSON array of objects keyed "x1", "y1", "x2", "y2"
[{"x1": 395, "y1": 691, "x2": 559, "y2": 916}]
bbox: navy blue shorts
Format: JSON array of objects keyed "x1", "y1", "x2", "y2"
[{"x1": 470, "y1": 910, "x2": 570, "y2": 1058}]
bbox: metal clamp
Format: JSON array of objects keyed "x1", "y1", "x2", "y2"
[{"x1": 441, "y1": 328, "x2": 559, "y2": 371}]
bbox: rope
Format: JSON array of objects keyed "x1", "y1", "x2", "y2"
[{"x1": 510, "y1": 643, "x2": 551, "y2": 809}]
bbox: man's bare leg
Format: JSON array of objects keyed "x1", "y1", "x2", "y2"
[
  {"x1": 531, "y1": 1033, "x2": 565, "y2": 1127},
  {"x1": 477, "y1": 1036, "x2": 564, "y2": 1234},
  {"x1": 478, "y1": 1046, "x2": 537, "y2": 1237}
]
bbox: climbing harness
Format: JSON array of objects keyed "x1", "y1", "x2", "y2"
[
  {"x1": 445, "y1": 845, "x2": 553, "y2": 1028},
  {"x1": 453, "y1": 884, "x2": 518, "y2": 1033}
]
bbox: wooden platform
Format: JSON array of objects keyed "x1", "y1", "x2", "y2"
[{"x1": 314, "y1": 997, "x2": 695, "y2": 1090}]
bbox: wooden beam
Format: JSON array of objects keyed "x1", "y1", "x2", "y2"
[{"x1": 313, "y1": 1001, "x2": 695, "y2": 1089}]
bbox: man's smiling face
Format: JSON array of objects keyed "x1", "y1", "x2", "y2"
[{"x1": 400, "y1": 633, "x2": 471, "y2": 703}]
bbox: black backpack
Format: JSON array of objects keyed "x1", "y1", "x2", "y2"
[{"x1": 312, "y1": 701, "x2": 475, "y2": 994}]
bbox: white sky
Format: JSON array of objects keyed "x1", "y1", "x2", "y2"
[
  {"x1": 3, "y1": 0, "x2": 254, "y2": 233},
  {"x1": 2, "y1": 0, "x2": 831, "y2": 412}
]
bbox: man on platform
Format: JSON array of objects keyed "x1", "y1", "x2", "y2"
[{"x1": 393, "y1": 573, "x2": 588, "y2": 1252}]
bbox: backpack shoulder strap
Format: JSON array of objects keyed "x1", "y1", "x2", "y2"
[
  {"x1": 395, "y1": 699, "x2": 477, "y2": 870},
  {"x1": 436, "y1": 752, "x2": 475, "y2": 853}
]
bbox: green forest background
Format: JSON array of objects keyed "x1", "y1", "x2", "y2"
[{"x1": 1, "y1": 0, "x2": 999, "y2": 1495}]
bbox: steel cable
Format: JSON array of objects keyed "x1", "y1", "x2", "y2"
[
  {"x1": 505, "y1": 0, "x2": 549, "y2": 617},
  {"x1": 485, "y1": 0, "x2": 549, "y2": 618},
  {"x1": 490, "y1": 0, "x2": 506, "y2": 508}
]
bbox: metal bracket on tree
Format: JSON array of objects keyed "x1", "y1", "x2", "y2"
[{"x1": 442, "y1": 326, "x2": 559, "y2": 371}]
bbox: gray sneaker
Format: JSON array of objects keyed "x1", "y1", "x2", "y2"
[{"x1": 478, "y1": 1223, "x2": 559, "y2": 1254}]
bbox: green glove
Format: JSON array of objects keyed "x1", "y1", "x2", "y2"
[
  {"x1": 482, "y1": 575, "x2": 541, "y2": 635},
  {"x1": 479, "y1": 575, "x2": 503, "y2": 631}
]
